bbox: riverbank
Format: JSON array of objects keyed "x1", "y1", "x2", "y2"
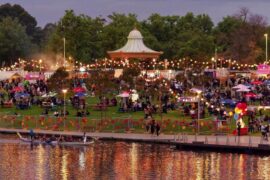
[{"x1": 1, "y1": 127, "x2": 270, "y2": 154}]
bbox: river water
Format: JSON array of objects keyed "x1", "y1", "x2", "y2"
[{"x1": 0, "y1": 136, "x2": 269, "y2": 180}]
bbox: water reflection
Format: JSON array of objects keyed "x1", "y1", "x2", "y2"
[{"x1": 0, "y1": 140, "x2": 269, "y2": 179}]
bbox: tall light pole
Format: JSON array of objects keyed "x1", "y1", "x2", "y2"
[
  {"x1": 39, "y1": 59, "x2": 42, "y2": 72},
  {"x1": 62, "y1": 89, "x2": 67, "y2": 130},
  {"x1": 265, "y1": 34, "x2": 268, "y2": 63},
  {"x1": 63, "y1": 37, "x2": 66, "y2": 67},
  {"x1": 197, "y1": 90, "x2": 202, "y2": 136}
]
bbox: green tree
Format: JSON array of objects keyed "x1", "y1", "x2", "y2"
[
  {"x1": 214, "y1": 8, "x2": 267, "y2": 63},
  {"x1": 47, "y1": 10, "x2": 105, "y2": 63},
  {"x1": 47, "y1": 67, "x2": 70, "y2": 91},
  {"x1": 101, "y1": 13, "x2": 139, "y2": 53},
  {"x1": 0, "y1": 17, "x2": 33, "y2": 65}
]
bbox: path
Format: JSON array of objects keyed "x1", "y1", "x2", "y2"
[{"x1": 0, "y1": 128, "x2": 270, "y2": 153}]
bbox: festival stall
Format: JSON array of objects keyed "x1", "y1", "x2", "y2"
[{"x1": 256, "y1": 64, "x2": 270, "y2": 77}]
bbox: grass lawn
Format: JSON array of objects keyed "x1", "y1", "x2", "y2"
[{"x1": 0, "y1": 96, "x2": 267, "y2": 135}]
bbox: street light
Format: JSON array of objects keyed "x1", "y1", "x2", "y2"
[
  {"x1": 63, "y1": 37, "x2": 66, "y2": 67},
  {"x1": 196, "y1": 90, "x2": 202, "y2": 137},
  {"x1": 211, "y1": 57, "x2": 215, "y2": 69},
  {"x1": 265, "y1": 34, "x2": 268, "y2": 63},
  {"x1": 39, "y1": 59, "x2": 42, "y2": 72},
  {"x1": 62, "y1": 89, "x2": 68, "y2": 129}
]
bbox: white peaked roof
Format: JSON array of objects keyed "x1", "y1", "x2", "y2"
[{"x1": 110, "y1": 28, "x2": 160, "y2": 53}]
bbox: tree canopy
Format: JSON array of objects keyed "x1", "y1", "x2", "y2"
[{"x1": 0, "y1": 4, "x2": 269, "y2": 65}]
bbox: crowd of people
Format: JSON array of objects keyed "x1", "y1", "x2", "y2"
[{"x1": 1, "y1": 69, "x2": 270, "y2": 137}]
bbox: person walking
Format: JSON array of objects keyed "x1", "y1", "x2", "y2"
[
  {"x1": 29, "y1": 129, "x2": 35, "y2": 141},
  {"x1": 150, "y1": 120, "x2": 155, "y2": 135},
  {"x1": 264, "y1": 124, "x2": 269, "y2": 141},
  {"x1": 237, "y1": 121, "x2": 241, "y2": 136},
  {"x1": 261, "y1": 125, "x2": 266, "y2": 141},
  {"x1": 156, "y1": 123, "x2": 160, "y2": 136}
]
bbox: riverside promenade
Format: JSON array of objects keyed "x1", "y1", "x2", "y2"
[{"x1": 0, "y1": 127, "x2": 270, "y2": 154}]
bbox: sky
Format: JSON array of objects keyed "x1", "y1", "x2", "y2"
[{"x1": 2, "y1": 0, "x2": 270, "y2": 27}]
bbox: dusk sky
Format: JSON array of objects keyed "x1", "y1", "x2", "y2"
[{"x1": 2, "y1": 0, "x2": 270, "y2": 27}]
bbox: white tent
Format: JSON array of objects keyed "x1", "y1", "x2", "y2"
[
  {"x1": 232, "y1": 84, "x2": 250, "y2": 89},
  {"x1": 236, "y1": 88, "x2": 250, "y2": 92}
]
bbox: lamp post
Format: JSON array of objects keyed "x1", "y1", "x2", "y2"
[
  {"x1": 62, "y1": 89, "x2": 67, "y2": 130},
  {"x1": 39, "y1": 59, "x2": 42, "y2": 72},
  {"x1": 211, "y1": 57, "x2": 215, "y2": 69},
  {"x1": 197, "y1": 90, "x2": 202, "y2": 136},
  {"x1": 265, "y1": 34, "x2": 268, "y2": 63},
  {"x1": 63, "y1": 37, "x2": 66, "y2": 67}
]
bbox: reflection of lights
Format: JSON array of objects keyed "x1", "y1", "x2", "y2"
[
  {"x1": 130, "y1": 143, "x2": 137, "y2": 179},
  {"x1": 79, "y1": 67, "x2": 86, "y2": 72},
  {"x1": 37, "y1": 145, "x2": 45, "y2": 180},
  {"x1": 79, "y1": 151, "x2": 86, "y2": 170},
  {"x1": 61, "y1": 152, "x2": 68, "y2": 180}
]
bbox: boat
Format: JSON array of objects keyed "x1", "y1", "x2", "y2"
[
  {"x1": 17, "y1": 132, "x2": 94, "y2": 146},
  {"x1": 17, "y1": 132, "x2": 57, "y2": 145}
]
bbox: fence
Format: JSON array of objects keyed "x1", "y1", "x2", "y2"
[{"x1": 0, "y1": 115, "x2": 234, "y2": 134}]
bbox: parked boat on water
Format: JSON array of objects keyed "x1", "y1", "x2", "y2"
[{"x1": 17, "y1": 132, "x2": 95, "y2": 146}]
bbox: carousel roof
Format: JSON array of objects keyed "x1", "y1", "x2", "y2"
[{"x1": 107, "y1": 28, "x2": 162, "y2": 59}]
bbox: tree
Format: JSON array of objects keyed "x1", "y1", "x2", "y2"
[
  {"x1": 47, "y1": 67, "x2": 70, "y2": 91},
  {"x1": 214, "y1": 8, "x2": 267, "y2": 63},
  {"x1": 0, "y1": 3, "x2": 37, "y2": 36},
  {"x1": 0, "y1": 17, "x2": 33, "y2": 65},
  {"x1": 86, "y1": 70, "x2": 117, "y2": 96},
  {"x1": 101, "y1": 13, "x2": 139, "y2": 54},
  {"x1": 47, "y1": 10, "x2": 105, "y2": 63}
]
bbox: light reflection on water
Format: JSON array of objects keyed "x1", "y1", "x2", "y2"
[{"x1": 0, "y1": 139, "x2": 269, "y2": 179}]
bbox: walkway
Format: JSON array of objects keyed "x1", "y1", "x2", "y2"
[{"x1": 0, "y1": 128, "x2": 270, "y2": 153}]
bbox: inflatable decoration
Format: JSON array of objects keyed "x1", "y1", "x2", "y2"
[{"x1": 233, "y1": 102, "x2": 247, "y2": 128}]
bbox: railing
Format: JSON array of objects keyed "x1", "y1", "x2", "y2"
[{"x1": 0, "y1": 114, "x2": 234, "y2": 135}]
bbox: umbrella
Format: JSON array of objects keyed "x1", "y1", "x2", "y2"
[
  {"x1": 236, "y1": 88, "x2": 250, "y2": 92},
  {"x1": 48, "y1": 92, "x2": 57, "y2": 97},
  {"x1": 12, "y1": 86, "x2": 24, "y2": 92},
  {"x1": 73, "y1": 87, "x2": 86, "y2": 93},
  {"x1": 41, "y1": 92, "x2": 57, "y2": 98},
  {"x1": 245, "y1": 92, "x2": 257, "y2": 98},
  {"x1": 117, "y1": 91, "x2": 130, "y2": 98},
  {"x1": 15, "y1": 92, "x2": 30, "y2": 98},
  {"x1": 251, "y1": 80, "x2": 263, "y2": 85},
  {"x1": 190, "y1": 88, "x2": 203, "y2": 93},
  {"x1": 232, "y1": 84, "x2": 249, "y2": 89},
  {"x1": 75, "y1": 92, "x2": 87, "y2": 97},
  {"x1": 220, "y1": 99, "x2": 236, "y2": 105}
]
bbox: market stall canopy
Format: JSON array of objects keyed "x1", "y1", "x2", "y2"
[
  {"x1": 107, "y1": 28, "x2": 163, "y2": 59},
  {"x1": 256, "y1": 64, "x2": 270, "y2": 75},
  {"x1": 0, "y1": 71, "x2": 24, "y2": 81},
  {"x1": 25, "y1": 73, "x2": 45, "y2": 80},
  {"x1": 117, "y1": 91, "x2": 130, "y2": 98}
]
